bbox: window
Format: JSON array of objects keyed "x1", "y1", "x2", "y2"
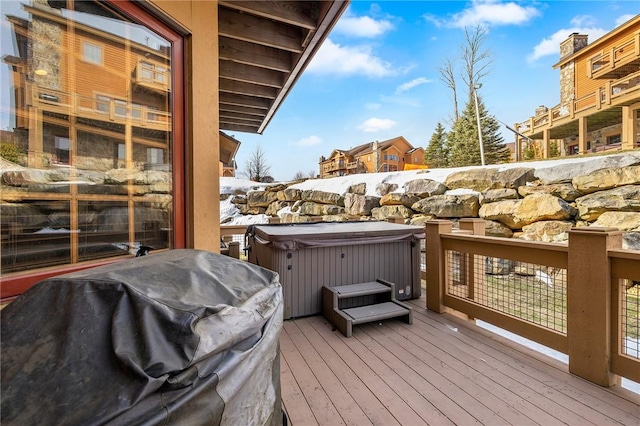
[
  {"x1": 607, "y1": 134, "x2": 621, "y2": 145},
  {"x1": 147, "y1": 147, "x2": 164, "y2": 164},
  {"x1": 383, "y1": 154, "x2": 399, "y2": 161},
  {"x1": 1, "y1": 0, "x2": 184, "y2": 299},
  {"x1": 55, "y1": 137, "x2": 70, "y2": 164},
  {"x1": 82, "y1": 41, "x2": 103, "y2": 65}
]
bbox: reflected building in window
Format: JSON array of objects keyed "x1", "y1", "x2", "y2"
[{"x1": 1, "y1": 0, "x2": 173, "y2": 273}]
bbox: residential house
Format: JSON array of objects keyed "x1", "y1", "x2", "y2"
[
  {"x1": 515, "y1": 15, "x2": 640, "y2": 159},
  {"x1": 0, "y1": 0, "x2": 348, "y2": 300},
  {"x1": 319, "y1": 136, "x2": 425, "y2": 178},
  {"x1": 219, "y1": 131, "x2": 240, "y2": 177}
]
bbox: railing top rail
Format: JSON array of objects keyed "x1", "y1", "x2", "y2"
[
  {"x1": 440, "y1": 232, "x2": 569, "y2": 252},
  {"x1": 220, "y1": 225, "x2": 249, "y2": 234},
  {"x1": 608, "y1": 248, "x2": 640, "y2": 259}
]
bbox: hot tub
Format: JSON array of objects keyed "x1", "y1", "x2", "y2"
[{"x1": 247, "y1": 221, "x2": 424, "y2": 319}]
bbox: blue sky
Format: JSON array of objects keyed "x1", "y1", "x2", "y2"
[{"x1": 234, "y1": 0, "x2": 638, "y2": 181}]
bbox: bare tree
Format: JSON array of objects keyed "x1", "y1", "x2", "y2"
[
  {"x1": 438, "y1": 57, "x2": 459, "y2": 122},
  {"x1": 461, "y1": 25, "x2": 492, "y2": 99},
  {"x1": 292, "y1": 171, "x2": 307, "y2": 181},
  {"x1": 243, "y1": 144, "x2": 271, "y2": 182}
]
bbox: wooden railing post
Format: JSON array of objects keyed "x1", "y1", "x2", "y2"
[
  {"x1": 425, "y1": 220, "x2": 452, "y2": 313},
  {"x1": 459, "y1": 219, "x2": 486, "y2": 305},
  {"x1": 567, "y1": 227, "x2": 623, "y2": 386}
]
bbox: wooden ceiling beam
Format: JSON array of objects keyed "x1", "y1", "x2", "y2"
[
  {"x1": 219, "y1": 92, "x2": 271, "y2": 109},
  {"x1": 219, "y1": 6, "x2": 304, "y2": 53},
  {"x1": 219, "y1": 0, "x2": 318, "y2": 30},
  {"x1": 219, "y1": 61, "x2": 286, "y2": 88},
  {"x1": 220, "y1": 115, "x2": 266, "y2": 126},
  {"x1": 219, "y1": 121, "x2": 261, "y2": 133},
  {"x1": 220, "y1": 103, "x2": 268, "y2": 117},
  {"x1": 219, "y1": 36, "x2": 292, "y2": 73},
  {"x1": 219, "y1": 78, "x2": 278, "y2": 99},
  {"x1": 220, "y1": 111, "x2": 264, "y2": 123}
]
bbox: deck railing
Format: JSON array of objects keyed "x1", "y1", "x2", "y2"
[
  {"x1": 515, "y1": 69, "x2": 640, "y2": 137},
  {"x1": 220, "y1": 218, "x2": 639, "y2": 388},
  {"x1": 588, "y1": 33, "x2": 640, "y2": 79},
  {"x1": 426, "y1": 219, "x2": 640, "y2": 388}
]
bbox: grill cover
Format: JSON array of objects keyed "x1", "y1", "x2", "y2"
[{"x1": 1, "y1": 249, "x2": 283, "y2": 425}]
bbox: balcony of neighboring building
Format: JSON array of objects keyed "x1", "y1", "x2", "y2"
[
  {"x1": 132, "y1": 60, "x2": 170, "y2": 95},
  {"x1": 588, "y1": 32, "x2": 640, "y2": 80},
  {"x1": 515, "y1": 70, "x2": 640, "y2": 141},
  {"x1": 25, "y1": 83, "x2": 171, "y2": 133}
]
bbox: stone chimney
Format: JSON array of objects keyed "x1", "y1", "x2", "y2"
[
  {"x1": 372, "y1": 140, "x2": 380, "y2": 172},
  {"x1": 559, "y1": 33, "x2": 588, "y2": 60},
  {"x1": 558, "y1": 33, "x2": 588, "y2": 110}
]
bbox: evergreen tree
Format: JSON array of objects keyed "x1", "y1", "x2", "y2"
[
  {"x1": 447, "y1": 94, "x2": 511, "y2": 167},
  {"x1": 424, "y1": 122, "x2": 449, "y2": 168}
]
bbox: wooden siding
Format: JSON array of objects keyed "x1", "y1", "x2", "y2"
[{"x1": 281, "y1": 295, "x2": 640, "y2": 426}]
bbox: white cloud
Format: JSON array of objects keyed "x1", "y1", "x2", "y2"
[
  {"x1": 396, "y1": 77, "x2": 432, "y2": 93},
  {"x1": 335, "y1": 14, "x2": 394, "y2": 38},
  {"x1": 292, "y1": 135, "x2": 322, "y2": 147},
  {"x1": 615, "y1": 14, "x2": 636, "y2": 27},
  {"x1": 449, "y1": 0, "x2": 540, "y2": 28},
  {"x1": 307, "y1": 39, "x2": 396, "y2": 77},
  {"x1": 570, "y1": 15, "x2": 596, "y2": 27},
  {"x1": 358, "y1": 117, "x2": 397, "y2": 133},
  {"x1": 527, "y1": 26, "x2": 608, "y2": 62},
  {"x1": 365, "y1": 102, "x2": 381, "y2": 110}
]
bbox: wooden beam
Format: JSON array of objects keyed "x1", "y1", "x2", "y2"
[
  {"x1": 220, "y1": 103, "x2": 268, "y2": 117},
  {"x1": 220, "y1": 110, "x2": 264, "y2": 123},
  {"x1": 219, "y1": 121, "x2": 261, "y2": 133},
  {"x1": 219, "y1": 78, "x2": 278, "y2": 99},
  {"x1": 219, "y1": 0, "x2": 318, "y2": 30},
  {"x1": 219, "y1": 92, "x2": 271, "y2": 109},
  {"x1": 219, "y1": 36, "x2": 292, "y2": 72},
  {"x1": 219, "y1": 61, "x2": 286, "y2": 88},
  {"x1": 220, "y1": 115, "x2": 267, "y2": 126},
  {"x1": 219, "y1": 6, "x2": 304, "y2": 53}
]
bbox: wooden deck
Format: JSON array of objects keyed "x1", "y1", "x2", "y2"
[{"x1": 280, "y1": 296, "x2": 640, "y2": 426}]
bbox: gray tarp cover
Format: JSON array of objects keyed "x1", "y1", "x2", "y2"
[{"x1": 1, "y1": 249, "x2": 283, "y2": 425}]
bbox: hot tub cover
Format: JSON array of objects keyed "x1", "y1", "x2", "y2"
[
  {"x1": 1, "y1": 249, "x2": 283, "y2": 425},
  {"x1": 247, "y1": 221, "x2": 425, "y2": 251}
]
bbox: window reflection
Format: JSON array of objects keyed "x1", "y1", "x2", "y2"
[{"x1": 1, "y1": 0, "x2": 173, "y2": 274}]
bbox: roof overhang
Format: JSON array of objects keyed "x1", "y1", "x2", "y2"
[
  {"x1": 219, "y1": 131, "x2": 241, "y2": 166},
  {"x1": 218, "y1": 0, "x2": 349, "y2": 134}
]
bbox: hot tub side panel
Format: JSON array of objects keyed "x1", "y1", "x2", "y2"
[{"x1": 274, "y1": 240, "x2": 420, "y2": 319}]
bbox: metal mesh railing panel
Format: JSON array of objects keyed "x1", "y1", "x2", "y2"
[{"x1": 445, "y1": 250, "x2": 567, "y2": 334}]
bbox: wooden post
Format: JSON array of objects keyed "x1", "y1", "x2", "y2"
[
  {"x1": 228, "y1": 241, "x2": 240, "y2": 259},
  {"x1": 621, "y1": 104, "x2": 638, "y2": 150},
  {"x1": 578, "y1": 117, "x2": 588, "y2": 155},
  {"x1": 425, "y1": 220, "x2": 452, "y2": 313},
  {"x1": 567, "y1": 227, "x2": 622, "y2": 386},
  {"x1": 459, "y1": 219, "x2": 486, "y2": 305}
]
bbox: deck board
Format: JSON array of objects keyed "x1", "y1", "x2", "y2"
[
  {"x1": 406, "y1": 299, "x2": 640, "y2": 424},
  {"x1": 281, "y1": 294, "x2": 640, "y2": 426}
]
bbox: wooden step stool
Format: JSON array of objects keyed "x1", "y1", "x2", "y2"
[{"x1": 322, "y1": 279, "x2": 413, "y2": 337}]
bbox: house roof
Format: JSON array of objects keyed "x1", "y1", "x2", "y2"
[
  {"x1": 322, "y1": 136, "x2": 416, "y2": 160},
  {"x1": 219, "y1": 131, "x2": 241, "y2": 166},
  {"x1": 218, "y1": 1, "x2": 350, "y2": 134}
]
